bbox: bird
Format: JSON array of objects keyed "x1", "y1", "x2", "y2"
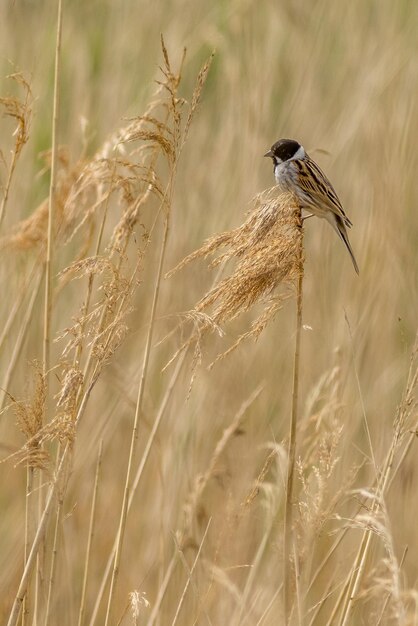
[{"x1": 264, "y1": 138, "x2": 359, "y2": 274}]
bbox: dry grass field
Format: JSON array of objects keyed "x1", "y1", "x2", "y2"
[{"x1": 1, "y1": 1, "x2": 417, "y2": 624}]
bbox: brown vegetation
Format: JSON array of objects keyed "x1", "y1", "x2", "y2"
[{"x1": 0, "y1": 2, "x2": 417, "y2": 625}]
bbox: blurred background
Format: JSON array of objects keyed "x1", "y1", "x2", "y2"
[{"x1": 1, "y1": 1, "x2": 417, "y2": 624}]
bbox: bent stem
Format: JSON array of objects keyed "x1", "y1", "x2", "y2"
[{"x1": 283, "y1": 210, "x2": 304, "y2": 623}]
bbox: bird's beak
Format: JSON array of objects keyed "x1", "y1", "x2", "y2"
[{"x1": 264, "y1": 149, "x2": 273, "y2": 158}]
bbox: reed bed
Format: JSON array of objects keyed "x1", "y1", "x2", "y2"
[{"x1": 1, "y1": 2, "x2": 417, "y2": 625}]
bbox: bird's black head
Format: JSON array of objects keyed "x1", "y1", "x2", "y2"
[{"x1": 264, "y1": 139, "x2": 304, "y2": 164}]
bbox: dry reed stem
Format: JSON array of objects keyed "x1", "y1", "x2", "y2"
[
  {"x1": 284, "y1": 213, "x2": 304, "y2": 624},
  {"x1": 37, "y1": 6, "x2": 62, "y2": 620},
  {"x1": 22, "y1": 464, "x2": 35, "y2": 626},
  {"x1": 43, "y1": 0, "x2": 62, "y2": 377},
  {"x1": 77, "y1": 440, "x2": 103, "y2": 626},
  {"x1": 44, "y1": 468, "x2": 63, "y2": 626}
]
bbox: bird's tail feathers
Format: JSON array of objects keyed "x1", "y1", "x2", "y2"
[{"x1": 330, "y1": 215, "x2": 360, "y2": 275}]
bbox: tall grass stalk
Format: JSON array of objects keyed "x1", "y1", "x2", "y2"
[
  {"x1": 22, "y1": 465, "x2": 35, "y2": 626},
  {"x1": 43, "y1": 0, "x2": 62, "y2": 377},
  {"x1": 284, "y1": 214, "x2": 304, "y2": 623},
  {"x1": 77, "y1": 440, "x2": 103, "y2": 626},
  {"x1": 103, "y1": 205, "x2": 173, "y2": 626},
  {"x1": 44, "y1": 467, "x2": 63, "y2": 626},
  {"x1": 36, "y1": 3, "x2": 62, "y2": 622}
]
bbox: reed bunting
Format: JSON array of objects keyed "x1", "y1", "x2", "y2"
[{"x1": 264, "y1": 138, "x2": 359, "y2": 274}]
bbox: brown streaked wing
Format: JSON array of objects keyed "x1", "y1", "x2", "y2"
[{"x1": 294, "y1": 158, "x2": 352, "y2": 227}]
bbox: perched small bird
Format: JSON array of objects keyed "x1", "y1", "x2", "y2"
[{"x1": 264, "y1": 138, "x2": 359, "y2": 274}]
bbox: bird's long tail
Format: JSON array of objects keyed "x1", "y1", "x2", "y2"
[{"x1": 330, "y1": 215, "x2": 360, "y2": 275}]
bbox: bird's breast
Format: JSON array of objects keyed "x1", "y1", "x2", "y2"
[{"x1": 274, "y1": 161, "x2": 296, "y2": 186}]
